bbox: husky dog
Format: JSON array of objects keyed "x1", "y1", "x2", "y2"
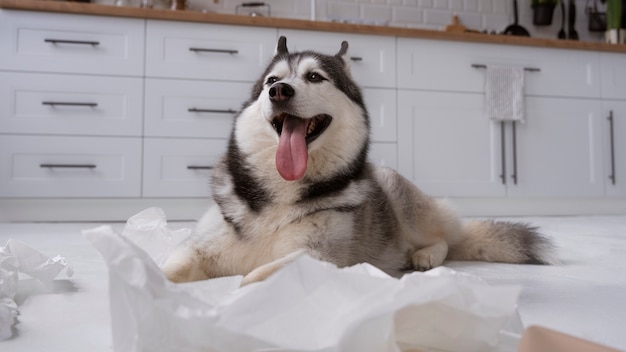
[{"x1": 162, "y1": 36, "x2": 554, "y2": 285}]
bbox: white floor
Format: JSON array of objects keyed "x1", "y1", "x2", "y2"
[{"x1": 1, "y1": 216, "x2": 625, "y2": 351}]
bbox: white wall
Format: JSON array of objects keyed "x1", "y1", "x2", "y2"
[{"x1": 96, "y1": 0, "x2": 606, "y2": 42}]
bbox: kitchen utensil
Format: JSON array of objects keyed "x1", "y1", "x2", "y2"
[
  {"x1": 586, "y1": 0, "x2": 607, "y2": 31},
  {"x1": 558, "y1": 0, "x2": 567, "y2": 38},
  {"x1": 235, "y1": 2, "x2": 271, "y2": 17},
  {"x1": 568, "y1": 0, "x2": 579, "y2": 40},
  {"x1": 445, "y1": 15, "x2": 467, "y2": 32},
  {"x1": 504, "y1": 0, "x2": 530, "y2": 36}
]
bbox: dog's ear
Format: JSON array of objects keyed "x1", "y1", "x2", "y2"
[
  {"x1": 335, "y1": 41, "x2": 349, "y2": 59},
  {"x1": 275, "y1": 36, "x2": 288, "y2": 56},
  {"x1": 335, "y1": 41, "x2": 353, "y2": 75}
]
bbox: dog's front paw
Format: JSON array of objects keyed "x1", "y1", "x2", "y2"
[
  {"x1": 241, "y1": 266, "x2": 275, "y2": 286},
  {"x1": 411, "y1": 241, "x2": 448, "y2": 271}
]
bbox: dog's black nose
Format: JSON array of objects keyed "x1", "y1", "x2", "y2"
[{"x1": 269, "y1": 83, "x2": 294, "y2": 103}]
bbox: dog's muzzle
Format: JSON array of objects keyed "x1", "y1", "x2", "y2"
[{"x1": 269, "y1": 83, "x2": 294, "y2": 104}]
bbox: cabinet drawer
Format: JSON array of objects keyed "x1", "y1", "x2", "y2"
[
  {"x1": 0, "y1": 135, "x2": 141, "y2": 197},
  {"x1": 146, "y1": 20, "x2": 276, "y2": 81},
  {"x1": 0, "y1": 72, "x2": 143, "y2": 136},
  {"x1": 0, "y1": 10, "x2": 144, "y2": 76},
  {"x1": 278, "y1": 30, "x2": 396, "y2": 88},
  {"x1": 144, "y1": 79, "x2": 248, "y2": 138},
  {"x1": 143, "y1": 138, "x2": 228, "y2": 197},
  {"x1": 397, "y1": 38, "x2": 601, "y2": 98}
]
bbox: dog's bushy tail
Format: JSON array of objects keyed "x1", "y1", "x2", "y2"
[{"x1": 447, "y1": 220, "x2": 557, "y2": 265}]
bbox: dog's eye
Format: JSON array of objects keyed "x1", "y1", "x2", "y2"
[
  {"x1": 307, "y1": 72, "x2": 325, "y2": 83},
  {"x1": 266, "y1": 76, "x2": 279, "y2": 85}
]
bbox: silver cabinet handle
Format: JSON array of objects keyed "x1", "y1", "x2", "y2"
[
  {"x1": 42, "y1": 101, "x2": 98, "y2": 107},
  {"x1": 608, "y1": 110, "x2": 616, "y2": 185},
  {"x1": 350, "y1": 56, "x2": 363, "y2": 62},
  {"x1": 44, "y1": 39, "x2": 100, "y2": 46},
  {"x1": 471, "y1": 64, "x2": 540, "y2": 72},
  {"x1": 511, "y1": 121, "x2": 518, "y2": 185},
  {"x1": 499, "y1": 121, "x2": 507, "y2": 185},
  {"x1": 188, "y1": 108, "x2": 237, "y2": 114},
  {"x1": 189, "y1": 48, "x2": 238, "y2": 54},
  {"x1": 40, "y1": 164, "x2": 97, "y2": 169},
  {"x1": 187, "y1": 165, "x2": 213, "y2": 170}
]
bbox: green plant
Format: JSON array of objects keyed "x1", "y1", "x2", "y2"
[{"x1": 606, "y1": 0, "x2": 622, "y2": 29}]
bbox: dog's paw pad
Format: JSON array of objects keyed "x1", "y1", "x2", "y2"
[{"x1": 412, "y1": 246, "x2": 446, "y2": 272}]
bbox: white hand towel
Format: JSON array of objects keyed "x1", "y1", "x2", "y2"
[{"x1": 485, "y1": 65, "x2": 525, "y2": 123}]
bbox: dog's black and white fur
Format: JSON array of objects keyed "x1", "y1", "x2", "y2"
[{"x1": 162, "y1": 37, "x2": 555, "y2": 285}]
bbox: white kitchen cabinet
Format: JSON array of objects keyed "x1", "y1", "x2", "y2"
[
  {"x1": 143, "y1": 138, "x2": 227, "y2": 198},
  {"x1": 506, "y1": 97, "x2": 604, "y2": 197},
  {"x1": 603, "y1": 102, "x2": 626, "y2": 197},
  {"x1": 0, "y1": 72, "x2": 143, "y2": 136},
  {"x1": 398, "y1": 92, "x2": 604, "y2": 198},
  {"x1": 144, "y1": 78, "x2": 248, "y2": 138},
  {"x1": 146, "y1": 20, "x2": 277, "y2": 82},
  {"x1": 362, "y1": 88, "x2": 397, "y2": 143},
  {"x1": 0, "y1": 135, "x2": 141, "y2": 197},
  {"x1": 0, "y1": 10, "x2": 144, "y2": 76},
  {"x1": 398, "y1": 91, "x2": 505, "y2": 197},
  {"x1": 278, "y1": 29, "x2": 396, "y2": 89},
  {"x1": 397, "y1": 38, "x2": 601, "y2": 99},
  {"x1": 600, "y1": 52, "x2": 626, "y2": 100},
  {"x1": 369, "y1": 143, "x2": 397, "y2": 170}
]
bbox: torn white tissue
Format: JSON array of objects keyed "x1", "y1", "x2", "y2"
[
  {"x1": 0, "y1": 239, "x2": 73, "y2": 340},
  {"x1": 121, "y1": 207, "x2": 191, "y2": 266},
  {"x1": 84, "y1": 208, "x2": 524, "y2": 352}
]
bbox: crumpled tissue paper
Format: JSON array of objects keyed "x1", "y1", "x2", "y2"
[
  {"x1": 0, "y1": 239, "x2": 73, "y2": 340},
  {"x1": 84, "y1": 208, "x2": 524, "y2": 352}
]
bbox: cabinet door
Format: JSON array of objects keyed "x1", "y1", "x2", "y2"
[
  {"x1": 507, "y1": 97, "x2": 604, "y2": 197},
  {"x1": 601, "y1": 52, "x2": 626, "y2": 100},
  {"x1": 362, "y1": 88, "x2": 397, "y2": 143},
  {"x1": 0, "y1": 10, "x2": 144, "y2": 76},
  {"x1": 146, "y1": 20, "x2": 277, "y2": 81},
  {"x1": 604, "y1": 101, "x2": 626, "y2": 196},
  {"x1": 278, "y1": 30, "x2": 396, "y2": 88},
  {"x1": 398, "y1": 91, "x2": 505, "y2": 197}
]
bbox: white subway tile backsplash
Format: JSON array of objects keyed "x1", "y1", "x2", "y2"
[
  {"x1": 419, "y1": 0, "x2": 434, "y2": 9},
  {"x1": 362, "y1": 4, "x2": 393, "y2": 22},
  {"x1": 131, "y1": 0, "x2": 599, "y2": 42},
  {"x1": 433, "y1": 0, "x2": 449, "y2": 10},
  {"x1": 458, "y1": 12, "x2": 482, "y2": 29},
  {"x1": 449, "y1": 0, "x2": 463, "y2": 11},
  {"x1": 423, "y1": 8, "x2": 453, "y2": 26},
  {"x1": 392, "y1": 6, "x2": 423, "y2": 23},
  {"x1": 328, "y1": 2, "x2": 360, "y2": 20},
  {"x1": 483, "y1": 12, "x2": 511, "y2": 32},
  {"x1": 464, "y1": 0, "x2": 478, "y2": 12},
  {"x1": 478, "y1": 0, "x2": 493, "y2": 13},
  {"x1": 492, "y1": 0, "x2": 508, "y2": 15}
]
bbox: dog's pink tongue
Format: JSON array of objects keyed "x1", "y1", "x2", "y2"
[{"x1": 276, "y1": 115, "x2": 308, "y2": 181}]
